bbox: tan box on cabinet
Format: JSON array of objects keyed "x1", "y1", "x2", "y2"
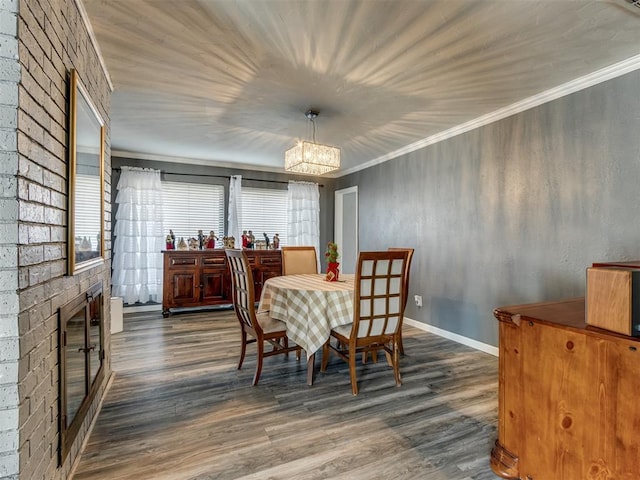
[{"x1": 586, "y1": 267, "x2": 640, "y2": 336}]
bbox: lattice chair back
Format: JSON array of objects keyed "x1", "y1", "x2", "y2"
[
  {"x1": 225, "y1": 249, "x2": 260, "y2": 334},
  {"x1": 388, "y1": 247, "x2": 414, "y2": 311},
  {"x1": 352, "y1": 251, "x2": 408, "y2": 339}
]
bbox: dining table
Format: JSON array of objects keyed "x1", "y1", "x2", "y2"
[{"x1": 258, "y1": 273, "x2": 355, "y2": 385}]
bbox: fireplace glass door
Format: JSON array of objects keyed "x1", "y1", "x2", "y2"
[{"x1": 59, "y1": 281, "x2": 105, "y2": 463}]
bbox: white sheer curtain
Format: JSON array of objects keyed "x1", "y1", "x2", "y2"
[
  {"x1": 287, "y1": 181, "x2": 320, "y2": 269},
  {"x1": 227, "y1": 175, "x2": 242, "y2": 246},
  {"x1": 113, "y1": 166, "x2": 165, "y2": 305}
]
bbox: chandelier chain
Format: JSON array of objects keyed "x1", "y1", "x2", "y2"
[{"x1": 312, "y1": 117, "x2": 317, "y2": 143}]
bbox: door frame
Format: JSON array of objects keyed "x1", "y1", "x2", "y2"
[{"x1": 334, "y1": 186, "x2": 358, "y2": 274}]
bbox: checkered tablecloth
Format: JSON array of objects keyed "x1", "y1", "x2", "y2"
[{"x1": 258, "y1": 274, "x2": 355, "y2": 359}]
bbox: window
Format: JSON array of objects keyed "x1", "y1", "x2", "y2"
[
  {"x1": 241, "y1": 187, "x2": 288, "y2": 246},
  {"x1": 162, "y1": 181, "x2": 225, "y2": 245}
]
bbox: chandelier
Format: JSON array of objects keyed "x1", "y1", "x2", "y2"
[{"x1": 285, "y1": 109, "x2": 340, "y2": 175}]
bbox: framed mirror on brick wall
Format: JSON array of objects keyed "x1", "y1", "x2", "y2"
[{"x1": 68, "y1": 69, "x2": 105, "y2": 275}]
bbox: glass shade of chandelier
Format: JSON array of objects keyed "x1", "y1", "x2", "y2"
[{"x1": 285, "y1": 109, "x2": 340, "y2": 175}]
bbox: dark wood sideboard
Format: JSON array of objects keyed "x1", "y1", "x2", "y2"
[
  {"x1": 162, "y1": 249, "x2": 282, "y2": 317},
  {"x1": 491, "y1": 298, "x2": 640, "y2": 479}
]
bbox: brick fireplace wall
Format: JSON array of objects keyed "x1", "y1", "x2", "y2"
[
  {"x1": 0, "y1": 0, "x2": 21, "y2": 477},
  {"x1": 1, "y1": 1, "x2": 112, "y2": 479}
]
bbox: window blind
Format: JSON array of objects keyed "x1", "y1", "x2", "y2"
[
  {"x1": 75, "y1": 174, "x2": 101, "y2": 250},
  {"x1": 161, "y1": 181, "x2": 225, "y2": 244},
  {"x1": 241, "y1": 187, "x2": 288, "y2": 246}
]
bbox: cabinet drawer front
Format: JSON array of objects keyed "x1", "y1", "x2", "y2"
[
  {"x1": 245, "y1": 256, "x2": 257, "y2": 266},
  {"x1": 201, "y1": 256, "x2": 226, "y2": 267},
  {"x1": 170, "y1": 256, "x2": 198, "y2": 267},
  {"x1": 260, "y1": 255, "x2": 282, "y2": 265}
]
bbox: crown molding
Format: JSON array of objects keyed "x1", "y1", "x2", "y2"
[
  {"x1": 338, "y1": 53, "x2": 640, "y2": 177},
  {"x1": 75, "y1": 0, "x2": 114, "y2": 92},
  {"x1": 111, "y1": 149, "x2": 287, "y2": 175}
]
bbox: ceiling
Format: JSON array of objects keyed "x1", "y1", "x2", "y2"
[{"x1": 81, "y1": 0, "x2": 640, "y2": 176}]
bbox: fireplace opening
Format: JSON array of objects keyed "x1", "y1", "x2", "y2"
[{"x1": 58, "y1": 281, "x2": 105, "y2": 463}]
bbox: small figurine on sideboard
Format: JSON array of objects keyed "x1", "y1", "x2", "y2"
[
  {"x1": 223, "y1": 236, "x2": 235, "y2": 248},
  {"x1": 206, "y1": 230, "x2": 218, "y2": 249},
  {"x1": 272, "y1": 233, "x2": 280, "y2": 249}
]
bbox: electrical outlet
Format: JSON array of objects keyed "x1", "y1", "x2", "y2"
[{"x1": 414, "y1": 295, "x2": 422, "y2": 307}]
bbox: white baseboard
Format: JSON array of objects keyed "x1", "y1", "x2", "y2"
[
  {"x1": 123, "y1": 303, "x2": 162, "y2": 313},
  {"x1": 404, "y1": 317, "x2": 499, "y2": 357}
]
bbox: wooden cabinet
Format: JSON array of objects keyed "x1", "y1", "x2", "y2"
[
  {"x1": 252, "y1": 251, "x2": 283, "y2": 299},
  {"x1": 162, "y1": 250, "x2": 282, "y2": 316},
  {"x1": 491, "y1": 298, "x2": 640, "y2": 479}
]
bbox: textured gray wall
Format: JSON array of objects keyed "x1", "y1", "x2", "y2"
[{"x1": 336, "y1": 70, "x2": 640, "y2": 347}]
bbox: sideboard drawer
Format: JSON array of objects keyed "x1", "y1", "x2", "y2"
[
  {"x1": 169, "y1": 256, "x2": 198, "y2": 267},
  {"x1": 201, "y1": 255, "x2": 227, "y2": 267},
  {"x1": 259, "y1": 255, "x2": 282, "y2": 265}
]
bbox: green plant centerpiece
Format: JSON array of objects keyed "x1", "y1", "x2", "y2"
[{"x1": 325, "y1": 242, "x2": 340, "y2": 281}]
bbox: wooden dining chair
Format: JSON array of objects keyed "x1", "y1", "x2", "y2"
[
  {"x1": 281, "y1": 246, "x2": 318, "y2": 275},
  {"x1": 388, "y1": 247, "x2": 414, "y2": 355},
  {"x1": 320, "y1": 250, "x2": 409, "y2": 395},
  {"x1": 362, "y1": 246, "x2": 414, "y2": 363},
  {"x1": 225, "y1": 249, "x2": 301, "y2": 385}
]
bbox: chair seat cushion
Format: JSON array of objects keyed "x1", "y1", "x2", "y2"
[
  {"x1": 256, "y1": 311, "x2": 287, "y2": 334},
  {"x1": 332, "y1": 323, "x2": 353, "y2": 338},
  {"x1": 332, "y1": 321, "x2": 397, "y2": 339}
]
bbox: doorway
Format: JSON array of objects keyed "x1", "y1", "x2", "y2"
[{"x1": 334, "y1": 186, "x2": 358, "y2": 274}]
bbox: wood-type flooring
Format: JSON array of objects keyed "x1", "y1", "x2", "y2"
[{"x1": 72, "y1": 309, "x2": 501, "y2": 480}]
